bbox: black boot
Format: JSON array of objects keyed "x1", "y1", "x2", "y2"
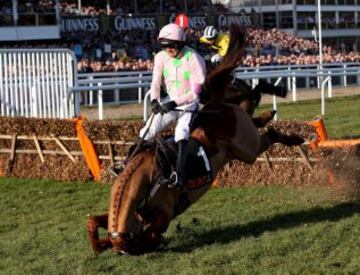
[{"x1": 169, "y1": 140, "x2": 188, "y2": 188}]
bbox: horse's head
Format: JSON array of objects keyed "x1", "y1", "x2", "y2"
[{"x1": 107, "y1": 152, "x2": 157, "y2": 255}]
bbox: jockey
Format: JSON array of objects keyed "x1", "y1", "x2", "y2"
[
  {"x1": 139, "y1": 23, "x2": 206, "y2": 188},
  {"x1": 200, "y1": 25, "x2": 287, "y2": 101},
  {"x1": 199, "y1": 26, "x2": 230, "y2": 65}
]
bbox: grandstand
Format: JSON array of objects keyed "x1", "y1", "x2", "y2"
[
  {"x1": 231, "y1": 0, "x2": 360, "y2": 52},
  {"x1": 1, "y1": 1, "x2": 360, "y2": 71}
]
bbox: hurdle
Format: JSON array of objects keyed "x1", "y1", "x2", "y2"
[{"x1": 0, "y1": 49, "x2": 77, "y2": 119}]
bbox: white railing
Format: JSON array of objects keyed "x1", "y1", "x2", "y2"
[
  {"x1": 0, "y1": 49, "x2": 77, "y2": 118},
  {"x1": 142, "y1": 65, "x2": 360, "y2": 121},
  {"x1": 69, "y1": 62, "x2": 360, "y2": 120}
]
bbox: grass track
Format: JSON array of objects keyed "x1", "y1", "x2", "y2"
[
  {"x1": 1, "y1": 95, "x2": 359, "y2": 274},
  {"x1": 256, "y1": 95, "x2": 360, "y2": 139},
  {"x1": 0, "y1": 177, "x2": 359, "y2": 274}
]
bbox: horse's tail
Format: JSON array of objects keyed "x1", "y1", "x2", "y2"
[{"x1": 204, "y1": 24, "x2": 246, "y2": 103}]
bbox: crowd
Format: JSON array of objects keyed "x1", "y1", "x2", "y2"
[
  {"x1": 59, "y1": 0, "x2": 225, "y2": 15},
  {"x1": 17, "y1": 0, "x2": 55, "y2": 13},
  {"x1": 0, "y1": 0, "x2": 227, "y2": 17},
  {"x1": 247, "y1": 27, "x2": 319, "y2": 55},
  {"x1": 2, "y1": 22, "x2": 359, "y2": 71}
]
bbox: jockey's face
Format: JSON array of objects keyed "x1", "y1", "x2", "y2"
[
  {"x1": 160, "y1": 40, "x2": 182, "y2": 58},
  {"x1": 208, "y1": 37, "x2": 216, "y2": 45},
  {"x1": 165, "y1": 47, "x2": 181, "y2": 58}
]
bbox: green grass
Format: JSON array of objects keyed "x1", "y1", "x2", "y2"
[
  {"x1": 256, "y1": 95, "x2": 360, "y2": 139},
  {"x1": 0, "y1": 177, "x2": 359, "y2": 274}
]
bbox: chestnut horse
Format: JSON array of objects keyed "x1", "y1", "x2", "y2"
[{"x1": 86, "y1": 25, "x2": 304, "y2": 255}]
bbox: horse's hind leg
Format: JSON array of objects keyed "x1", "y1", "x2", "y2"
[
  {"x1": 252, "y1": 110, "x2": 277, "y2": 128},
  {"x1": 258, "y1": 128, "x2": 304, "y2": 155},
  {"x1": 86, "y1": 214, "x2": 112, "y2": 254}
]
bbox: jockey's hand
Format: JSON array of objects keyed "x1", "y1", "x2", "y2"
[
  {"x1": 211, "y1": 54, "x2": 221, "y2": 64},
  {"x1": 151, "y1": 99, "x2": 162, "y2": 114},
  {"x1": 160, "y1": 101, "x2": 177, "y2": 115}
]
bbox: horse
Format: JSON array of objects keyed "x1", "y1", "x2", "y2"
[{"x1": 86, "y1": 24, "x2": 304, "y2": 255}]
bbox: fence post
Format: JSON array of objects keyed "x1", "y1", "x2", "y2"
[
  {"x1": 343, "y1": 64, "x2": 347, "y2": 87},
  {"x1": 98, "y1": 82, "x2": 103, "y2": 120},
  {"x1": 138, "y1": 73, "x2": 142, "y2": 104},
  {"x1": 89, "y1": 75, "x2": 94, "y2": 106},
  {"x1": 31, "y1": 85, "x2": 38, "y2": 117},
  {"x1": 292, "y1": 74, "x2": 297, "y2": 102},
  {"x1": 328, "y1": 71, "x2": 332, "y2": 98},
  {"x1": 273, "y1": 77, "x2": 282, "y2": 121},
  {"x1": 321, "y1": 76, "x2": 330, "y2": 116}
]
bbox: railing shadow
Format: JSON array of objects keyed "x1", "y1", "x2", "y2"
[{"x1": 170, "y1": 202, "x2": 360, "y2": 253}]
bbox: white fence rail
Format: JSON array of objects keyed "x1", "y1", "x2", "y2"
[
  {"x1": 0, "y1": 49, "x2": 77, "y2": 118},
  {"x1": 1, "y1": 50, "x2": 359, "y2": 121}
]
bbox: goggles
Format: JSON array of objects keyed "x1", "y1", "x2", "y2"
[{"x1": 160, "y1": 40, "x2": 181, "y2": 50}]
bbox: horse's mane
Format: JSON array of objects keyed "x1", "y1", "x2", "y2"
[
  {"x1": 109, "y1": 154, "x2": 145, "y2": 231},
  {"x1": 204, "y1": 24, "x2": 246, "y2": 103}
]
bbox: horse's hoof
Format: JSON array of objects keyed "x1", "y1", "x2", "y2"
[{"x1": 281, "y1": 135, "x2": 305, "y2": 146}]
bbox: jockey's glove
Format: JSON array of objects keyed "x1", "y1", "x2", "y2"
[
  {"x1": 160, "y1": 101, "x2": 177, "y2": 115},
  {"x1": 211, "y1": 54, "x2": 221, "y2": 64},
  {"x1": 151, "y1": 99, "x2": 162, "y2": 114}
]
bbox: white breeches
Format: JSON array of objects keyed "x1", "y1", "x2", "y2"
[{"x1": 139, "y1": 97, "x2": 198, "y2": 142}]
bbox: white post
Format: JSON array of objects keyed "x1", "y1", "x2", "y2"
[
  {"x1": 273, "y1": 77, "x2": 282, "y2": 121},
  {"x1": 138, "y1": 73, "x2": 142, "y2": 104},
  {"x1": 292, "y1": 76, "x2": 297, "y2": 102},
  {"x1": 98, "y1": 83, "x2": 103, "y2": 120},
  {"x1": 343, "y1": 64, "x2": 347, "y2": 87},
  {"x1": 31, "y1": 86, "x2": 38, "y2": 117},
  {"x1": 317, "y1": 0, "x2": 324, "y2": 88},
  {"x1": 321, "y1": 76, "x2": 330, "y2": 116},
  {"x1": 287, "y1": 66, "x2": 291, "y2": 92},
  {"x1": 252, "y1": 66, "x2": 259, "y2": 89},
  {"x1": 328, "y1": 72, "x2": 332, "y2": 98},
  {"x1": 89, "y1": 76, "x2": 93, "y2": 106}
]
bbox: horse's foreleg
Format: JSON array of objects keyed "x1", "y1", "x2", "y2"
[
  {"x1": 86, "y1": 214, "x2": 112, "y2": 254},
  {"x1": 258, "y1": 128, "x2": 304, "y2": 155},
  {"x1": 142, "y1": 209, "x2": 172, "y2": 253}
]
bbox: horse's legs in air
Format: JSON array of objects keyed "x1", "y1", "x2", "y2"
[
  {"x1": 86, "y1": 214, "x2": 112, "y2": 254},
  {"x1": 257, "y1": 128, "x2": 304, "y2": 155},
  {"x1": 251, "y1": 110, "x2": 277, "y2": 128}
]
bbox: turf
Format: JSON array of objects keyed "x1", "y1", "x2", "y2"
[
  {"x1": 256, "y1": 95, "x2": 360, "y2": 139},
  {"x1": 0, "y1": 177, "x2": 359, "y2": 274}
]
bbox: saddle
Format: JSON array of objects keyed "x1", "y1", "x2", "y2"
[
  {"x1": 128, "y1": 136, "x2": 212, "y2": 189},
  {"x1": 129, "y1": 136, "x2": 213, "y2": 217}
]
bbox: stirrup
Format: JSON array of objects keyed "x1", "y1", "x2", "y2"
[
  {"x1": 107, "y1": 160, "x2": 126, "y2": 177},
  {"x1": 167, "y1": 171, "x2": 178, "y2": 189}
]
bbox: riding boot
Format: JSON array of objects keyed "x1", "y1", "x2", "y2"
[
  {"x1": 169, "y1": 140, "x2": 188, "y2": 188},
  {"x1": 254, "y1": 80, "x2": 288, "y2": 98}
]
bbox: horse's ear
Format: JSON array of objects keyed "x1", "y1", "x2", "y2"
[
  {"x1": 204, "y1": 24, "x2": 246, "y2": 104},
  {"x1": 222, "y1": 24, "x2": 246, "y2": 66}
]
